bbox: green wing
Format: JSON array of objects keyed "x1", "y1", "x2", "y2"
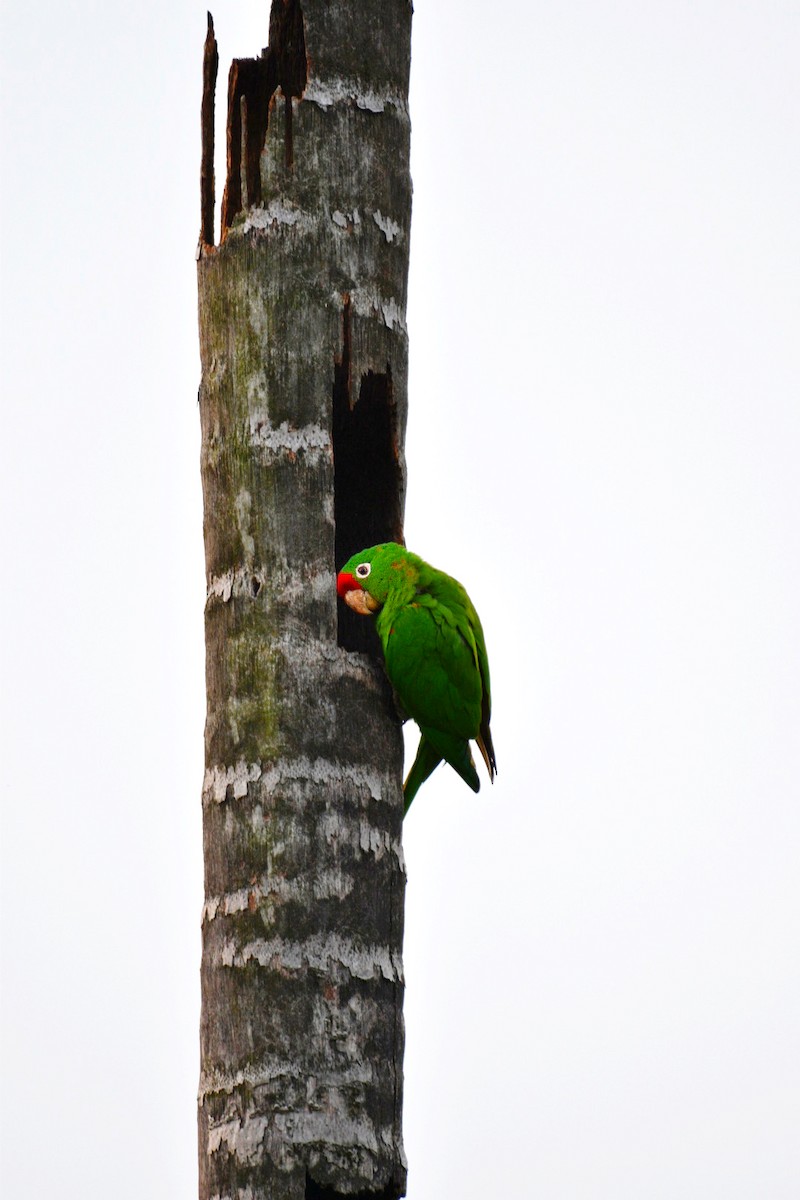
[
  {"x1": 365, "y1": 554, "x2": 496, "y2": 808},
  {"x1": 381, "y1": 596, "x2": 483, "y2": 740},
  {"x1": 427, "y1": 568, "x2": 496, "y2": 782},
  {"x1": 379, "y1": 590, "x2": 483, "y2": 800}
]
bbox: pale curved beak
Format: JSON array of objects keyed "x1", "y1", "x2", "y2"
[{"x1": 344, "y1": 588, "x2": 380, "y2": 615}]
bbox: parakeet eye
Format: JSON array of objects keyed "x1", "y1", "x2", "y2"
[{"x1": 355, "y1": 563, "x2": 371, "y2": 579}]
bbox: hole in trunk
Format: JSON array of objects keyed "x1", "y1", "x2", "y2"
[{"x1": 333, "y1": 298, "x2": 404, "y2": 654}]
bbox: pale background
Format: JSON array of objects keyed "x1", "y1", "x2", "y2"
[{"x1": 2, "y1": 2, "x2": 799, "y2": 1196}]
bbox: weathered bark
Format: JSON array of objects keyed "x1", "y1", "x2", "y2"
[{"x1": 196, "y1": 3, "x2": 412, "y2": 1198}]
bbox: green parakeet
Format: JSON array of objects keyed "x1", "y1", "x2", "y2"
[{"x1": 337, "y1": 543, "x2": 496, "y2": 814}]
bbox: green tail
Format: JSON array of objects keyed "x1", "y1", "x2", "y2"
[
  {"x1": 403, "y1": 728, "x2": 480, "y2": 815},
  {"x1": 403, "y1": 735, "x2": 443, "y2": 814}
]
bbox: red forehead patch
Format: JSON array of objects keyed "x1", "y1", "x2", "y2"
[{"x1": 337, "y1": 571, "x2": 360, "y2": 599}]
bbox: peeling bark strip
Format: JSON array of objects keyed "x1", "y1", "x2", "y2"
[{"x1": 196, "y1": 3, "x2": 412, "y2": 1198}]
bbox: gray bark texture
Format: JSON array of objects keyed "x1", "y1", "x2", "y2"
[{"x1": 196, "y1": 3, "x2": 412, "y2": 1197}]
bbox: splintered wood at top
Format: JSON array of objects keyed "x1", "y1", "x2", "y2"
[{"x1": 200, "y1": 13, "x2": 218, "y2": 248}]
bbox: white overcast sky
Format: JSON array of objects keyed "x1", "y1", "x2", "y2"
[{"x1": 2, "y1": 2, "x2": 799, "y2": 1197}]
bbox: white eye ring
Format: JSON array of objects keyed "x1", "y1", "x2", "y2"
[{"x1": 355, "y1": 563, "x2": 371, "y2": 579}]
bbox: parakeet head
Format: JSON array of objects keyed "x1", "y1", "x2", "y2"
[{"x1": 336, "y1": 542, "x2": 415, "y2": 615}]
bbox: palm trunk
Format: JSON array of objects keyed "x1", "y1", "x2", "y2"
[{"x1": 196, "y1": 3, "x2": 412, "y2": 1197}]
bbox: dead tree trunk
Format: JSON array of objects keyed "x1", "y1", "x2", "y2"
[{"x1": 196, "y1": 3, "x2": 412, "y2": 1197}]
